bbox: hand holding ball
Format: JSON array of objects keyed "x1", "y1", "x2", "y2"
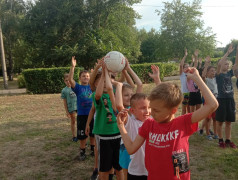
[{"x1": 104, "y1": 51, "x2": 126, "y2": 73}]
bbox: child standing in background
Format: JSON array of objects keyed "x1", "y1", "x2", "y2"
[
  {"x1": 69, "y1": 56, "x2": 95, "y2": 160},
  {"x1": 61, "y1": 73, "x2": 77, "y2": 142}
]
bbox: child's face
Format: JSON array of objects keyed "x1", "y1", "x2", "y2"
[
  {"x1": 183, "y1": 64, "x2": 189, "y2": 73},
  {"x1": 80, "y1": 72, "x2": 90, "y2": 85},
  {"x1": 64, "y1": 78, "x2": 71, "y2": 87},
  {"x1": 207, "y1": 67, "x2": 216, "y2": 78},
  {"x1": 122, "y1": 88, "x2": 133, "y2": 107},
  {"x1": 150, "y1": 99, "x2": 177, "y2": 123},
  {"x1": 130, "y1": 98, "x2": 150, "y2": 122},
  {"x1": 221, "y1": 60, "x2": 230, "y2": 72}
]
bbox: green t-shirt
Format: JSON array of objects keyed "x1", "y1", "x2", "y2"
[
  {"x1": 92, "y1": 92, "x2": 119, "y2": 135},
  {"x1": 61, "y1": 86, "x2": 77, "y2": 113}
]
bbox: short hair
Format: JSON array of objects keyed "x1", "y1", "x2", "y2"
[
  {"x1": 207, "y1": 66, "x2": 215, "y2": 72},
  {"x1": 130, "y1": 93, "x2": 147, "y2": 108},
  {"x1": 183, "y1": 63, "x2": 189, "y2": 68},
  {"x1": 148, "y1": 82, "x2": 183, "y2": 109},
  {"x1": 63, "y1": 73, "x2": 69, "y2": 79},
  {"x1": 122, "y1": 83, "x2": 133, "y2": 92},
  {"x1": 79, "y1": 70, "x2": 89, "y2": 77}
]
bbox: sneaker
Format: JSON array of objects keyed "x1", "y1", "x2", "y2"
[
  {"x1": 79, "y1": 153, "x2": 86, "y2": 161},
  {"x1": 206, "y1": 135, "x2": 213, "y2": 141},
  {"x1": 213, "y1": 135, "x2": 219, "y2": 139},
  {"x1": 72, "y1": 137, "x2": 78, "y2": 142},
  {"x1": 218, "y1": 141, "x2": 226, "y2": 148},
  {"x1": 91, "y1": 169, "x2": 99, "y2": 180},
  {"x1": 225, "y1": 141, "x2": 237, "y2": 149},
  {"x1": 199, "y1": 129, "x2": 203, "y2": 136},
  {"x1": 209, "y1": 129, "x2": 214, "y2": 135}
]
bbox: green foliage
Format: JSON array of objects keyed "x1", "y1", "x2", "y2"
[
  {"x1": 22, "y1": 67, "x2": 81, "y2": 94},
  {"x1": 17, "y1": 74, "x2": 26, "y2": 88},
  {"x1": 223, "y1": 40, "x2": 238, "y2": 57},
  {"x1": 156, "y1": 0, "x2": 216, "y2": 60},
  {"x1": 131, "y1": 62, "x2": 178, "y2": 83}
]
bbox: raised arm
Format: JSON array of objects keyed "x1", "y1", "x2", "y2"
[
  {"x1": 117, "y1": 109, "x2": 145, "y2": 154},
  {"x1": 190, "y1": 55, "x2": 195, "y2": 67},
  {"x1": 180, "y1": 48, "x2": 188, "y2": 75},
  {"x1": 202, "y1": 56, "x2": 211, "y2": 78},
  {"x1": 193, "y1": 49, "x2": 199, "y2": 68},
  {"x1": 69, "y1": 56, "x2": 76, "y2": 88},
  {"x1": 104, "y1": 63, "x2": 117, "y2": 111},
  {"x1": 95, "y1": 67, "x2": 105, "y2": 101},
  {"x1": 89, "y1": 58, "x2": 103, "y2": 91},
  {"x1": 187, "y1": 68, "x2": 218, "y2": 123},
  {"x1": 149, "y1": 65, "x2": 161, "y2": 86},
  {"x1": 121, "y1": 69, "x2": 135, "y2": 88},
  {"x1": 217, "y1": 44, "x2": 235, "y2": 74},
  {"x1": 115, "y1": 81, "x2": 124, "y2": 112},
  {"x1": 198, "y1": 57, "x2": 203, "y2": 69},
  {"x1": 232, "y1": 46, "x2": 238, "y2": 73},
  {"x1": 125, "y1": 59, "x2": 143, "y2": 93}
]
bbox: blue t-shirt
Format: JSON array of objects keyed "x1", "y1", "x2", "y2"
[
  {"x1": 72, "y1": 83, "x2": 92, "y2": 115},
  {"x1": 216, "y1": 70, "x2": 234, "y2": 98}
]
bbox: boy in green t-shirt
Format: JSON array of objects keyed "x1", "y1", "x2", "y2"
[
  {"x1": 61, "y1": 73, "x2": 77, "y2": 142},
  {"x1": 92, "y1": 63, "x2": 123, "y2": 180}
]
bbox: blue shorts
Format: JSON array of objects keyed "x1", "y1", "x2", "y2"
[{"x1": 119, "y1": 144, "x2": 131, "y2": 169}]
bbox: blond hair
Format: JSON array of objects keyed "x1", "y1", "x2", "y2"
[
  {"x1": 148, "y1": 82, "x2": 183, "y2": 108},
  {"x1": 130, "y1": 93, "x2": 147, "y2": 108}
]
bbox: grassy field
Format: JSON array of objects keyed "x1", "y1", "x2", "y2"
[{"x1": 0, "y1": 78, "x2": 238, "y2": 180}]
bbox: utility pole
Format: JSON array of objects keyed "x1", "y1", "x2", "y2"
[{"x1": 0, "y1": 19, "x2": 8, "y2": 89}]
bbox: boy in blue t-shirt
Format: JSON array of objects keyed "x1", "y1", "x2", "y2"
[
  {"x1": 69, "y1": 56, "x2": 95, "y2": 160},
  {"x1": 61, "y1": 73, "x2": 77, "y2": 142}
]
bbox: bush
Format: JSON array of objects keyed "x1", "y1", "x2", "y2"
[
  {"x1": 17, "y1": 75, "x2": 26, "y2": 88},
  {"x1": 131, "y1": 62, "x2": 178, "y2": 83},
  {"x1": 22, "y1": 67, "x2": 81, "y2": 94}
]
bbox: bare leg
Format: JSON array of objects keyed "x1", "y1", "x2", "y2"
[
  {"x1": 216, "y1": 121, "x2": 223, "y2": 139},
  {"x1": 70, "y1": 113, "x2": 76, "y2": 137},
  {"x1": 115, "y1": 169, "x2": 124, "y2": 180},
  {"x1": 225, "y1": 121, "x2": 231, "y2": 140}
]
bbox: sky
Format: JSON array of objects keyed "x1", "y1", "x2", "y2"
[{"x1": 132, "y1": 0, "x2": 238, "y2": 47}]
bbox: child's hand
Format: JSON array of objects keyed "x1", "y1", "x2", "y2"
[
  {"x1": 185, "y1": 67, "x2": 200, "y2": 80},
  {"x1": 72, "y1": 56, "x2": 77, "y2": 67},
  {"x1": 117, "y1": 109, "x2": 129, "y2": 127},
  {"x1": 205, "y1": 56, "x2": 211, "y2": 65},
  {"x1": 184, "y1": 48, "x2": 188, "y2": 56},
  {"x1": 227, "y1": 44, "x2": 234, "y2": 54},
  {"x1": 191, "y1": 55, "x2": 195, "y2": 63},
  {"x1": 149, "y1": 65, "x2": 160, "y2": 81},
  {"x1": 123, "y1": 58, "x2": 130, "y2": 71},
  {"x1": 95, "y1": 57, "x2": 104, "y2": 69},
  {"x1": 198, "y1": 57, "x2": 202, "y2": 64},
  {"x1": 194, "y1": 49, "x2": 199, "y2": 57},
  {"x1": 85, "y1": 125, "x2": 90, "y2": 136}
]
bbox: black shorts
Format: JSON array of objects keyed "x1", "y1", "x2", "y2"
[
  {"x1": 128, "y1": 173, "x2": 147, "y2": 180},
  {"x1": 216, "y1": 98, "x2": 236, "y2": 122},
  {"x1": 188, "y1": 91, "x2": 202, "y2": 106},
  {"x1": 95, "y1": 134, "x2": 122, "y2": 172},
  {"x1": 77, "y1": 115, "x2": 94, "y2": 140}
]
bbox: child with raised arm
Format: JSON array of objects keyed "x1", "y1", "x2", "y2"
[
  {"x1": 69, "y1": 56, "x2": 95, "y2": 160},
  {"x1": 202, "y1": 56, "x2": 218, "y2": 140},
  {"x1": 117, "y1": 67, "x2": 218, "y2": 180},
  {"x1": 179, "y1": 49, "x2": 190, "y2": 115},
  {"x1": 215, "y1": 44, "x2": 238, "y2": 148},
  {"x1": 61, "y1": 73, "x2": 77, "y2": 142},
  {"x1": 92, "y1": 62, "x2": 123, "y2": 180}
]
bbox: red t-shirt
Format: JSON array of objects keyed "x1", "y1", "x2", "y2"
[{"x1": 139, "y1": 113, "x2": 198, "y2": 180}]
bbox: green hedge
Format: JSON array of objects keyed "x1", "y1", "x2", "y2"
[
  {"x1": 130, "y1": 62, "x2": 178, "y2": 83},
  {"x1": 22, "y1": 67, "x2": 81, "y2": 94},
  {"x1": 17, "y1": 75, "x2": 26, "y2": 88}
]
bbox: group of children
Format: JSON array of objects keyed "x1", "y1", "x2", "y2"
[
  {"x1": 60, "y1": 45, "x2": 237, "y2": 179},
  {"x1": 179, "y1": 45, "x2": 238, "y2": 149}
]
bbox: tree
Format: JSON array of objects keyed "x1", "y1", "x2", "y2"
[
  {"x1": 157, "y1": 0, "x2": 216, "y2": 60},
  {"x1": 0, "y1": 0, "x2": 26, "y2": 80}
]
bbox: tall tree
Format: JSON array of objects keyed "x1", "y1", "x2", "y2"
[
  {"x1": 0, "y1": 0, "x2": 26, "y2": 80},
  {"x1": 158, "y1": 0, "x2": 216, "y2": 60}
]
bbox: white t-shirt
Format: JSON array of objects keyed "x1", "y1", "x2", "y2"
[
  {"x1": 125, "y1": 115, "x2": 148, "y2": 176},
  {"x1": 205, "y1": 77, "x2": 218, "y2": 97},
  {"x1": 180, "y1": 72, "x2": 189, "y2": 93}
]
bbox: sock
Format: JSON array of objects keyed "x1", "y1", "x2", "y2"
[
  {"x1": 93, "y1": 168, "x2": 98, "y2": 173},
  {"x1": 219, "y1": 138, "x2": 223, "y2": 143},
  {"x1": 80, "y1": 148, "x2": 85, "y2": 155},
  {"x1": 109, "y1": 174, "x2": 114, "y2": 180},
  {"x1": 225, "y1": 139, "x2": 231, "y2": 144},
  {"x1": 91, "y1": 145, "x2": 95, "y2": 152}
]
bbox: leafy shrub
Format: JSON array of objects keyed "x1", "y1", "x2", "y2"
[
  {"x1": 22, "y1": 67, "x2": 81, "y2": 94},
  {"x1": 131, "y1": 62, "x2": 178, "y2": 83},
  {"x1": 17, "y1": 75, "x2": 26, "y2": 88}
]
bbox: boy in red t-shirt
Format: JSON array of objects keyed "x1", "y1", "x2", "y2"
[{"x1": 117, "y1": 68, "x2": 218, "y2": 180}]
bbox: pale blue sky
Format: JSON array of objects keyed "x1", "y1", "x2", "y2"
[{"x1": 132, "y1": 0, "x2": 238, "y2": 47}]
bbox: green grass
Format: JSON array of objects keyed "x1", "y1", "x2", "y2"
[{"x1": 0, "y1": 78, "x2": 238, "y2": 179}]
